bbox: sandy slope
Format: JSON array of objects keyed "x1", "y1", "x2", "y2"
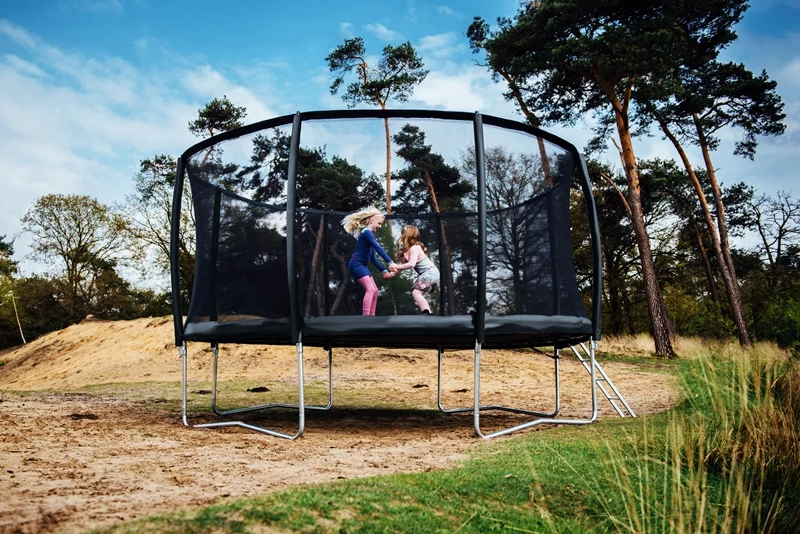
[{"x1": 0, "y1": 317, "x2": 677, "y2": 534}]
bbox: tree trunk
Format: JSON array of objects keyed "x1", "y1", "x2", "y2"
[
  {"x1": 498, "y1": 70, "x2": 553, "y2": 187},
  {"x1": 424, "y1": 170, "x2": 456, "y2": 313},
  {"x1": 655, "y1": 112, "x2": 750, "y2": 345},
  {"x1": 612, "y1": 99, "x2": 676, "y2": 357},
  {"x1": 693, "y1": 113, "x2": 751, "y2": 345},
  {"x1": 511, "y1": 212, "x2": 524, "y2": 313},
  {"x1": 382, "y1": 115, "x2": 392, "y2": 214},
  {"x1": 690, "y1": 221, "x2": 718, "y2": 302},
  {"x1": 329, "y1": 242, "x2": 350, "y2": 315},
  {"x1": 603, "y1": 242, "x2": 624, "y2": 335},
  {"x1": 305, "y1": 217, "x2": 326, "y2": 318}
]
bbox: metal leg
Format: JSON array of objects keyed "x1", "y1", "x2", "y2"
[
  {"x1": 180, "y1": 343, "x2": 188, "y2": 426},
  {"x1": 182, "y1": 339, "x2": 307, "y2": 439},
  {"x1": 210, "y1": 345, "x2": 332, "y2": 416},
  {"x1": 474, "y1": 340, "x2": 599, "y2": 439},
  {"x1": 437, "y1": 346, "x2": 560, "y2": 418}
]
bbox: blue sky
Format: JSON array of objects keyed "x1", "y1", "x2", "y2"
[{"x1": 1, "y1": 0, "x2": 799, "y2": 279}]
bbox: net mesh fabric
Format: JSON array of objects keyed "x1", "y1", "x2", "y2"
[{"x1": 182, "y1": 116, "x2": 587, "y2": 324}]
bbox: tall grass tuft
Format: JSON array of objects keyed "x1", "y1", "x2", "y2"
[
  {"x1": 595, "y1": 342, "x2": 799, "y2": 533},
  {"x1": 600, "y1": 334, "x2": 724, "y2": 360}
]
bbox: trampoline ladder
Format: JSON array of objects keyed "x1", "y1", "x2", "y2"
[{"x1": 569, "y1": 342, "x2": 636, "y2": 418}]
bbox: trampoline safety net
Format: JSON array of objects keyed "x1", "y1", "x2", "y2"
[{"x1": 173, "y1": 110, "x2": 600, "y2": 349}]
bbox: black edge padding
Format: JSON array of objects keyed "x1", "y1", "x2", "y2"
[
  {"x1": 286, "y1": 112, "x2": 302, "y2": 344},
  {"x1": 473, "y1": 111, "x2": 487, "y2": 344},
  {"x1": 171, "y1": 155, "x2": 186, "y2": 346},
  {"x1": 578, "y1": 153, "x2": 602, "y2": 341},
  {"x1": 180, "y1": 110, "x2": 581, "y2": 165}
]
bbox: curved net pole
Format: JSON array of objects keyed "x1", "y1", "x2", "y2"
[
  {"x1": 189, "y1": 113, "x2": 307, "y2": 440},
  {"x1": 468, "y1": 112, "x2": 598, "y2": 438},
  {"x1": 171, "y1": 156, "x2": 186, "y2": 347}
]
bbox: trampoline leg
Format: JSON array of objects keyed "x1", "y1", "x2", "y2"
[
  {"x1": 437, "y1": 346, "x2": 560, "y2": 418},
  {"x1": 190, "y1": 339, "x2": 307, "y2": 440},
  {"x1": 180, "y1": 344, "x2": 188, "y2": 427},
  {"x1": 210, "y1": 344, "x2": 332, "y2": 416},
  {"x1": 474, "y1": 341, "x2": 599, "y2": 440}
]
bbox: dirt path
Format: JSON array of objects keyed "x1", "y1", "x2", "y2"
[{"x1": 0, "y1": 318, "x2": 677, "y2": 534}]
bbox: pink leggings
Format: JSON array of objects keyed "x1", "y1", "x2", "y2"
[{"x1": 357, "y1": 275, "x2": 379, "y2": 315}]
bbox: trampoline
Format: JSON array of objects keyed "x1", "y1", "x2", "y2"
[{"x1": 170, "y1": 109, "x2": 633, "y2": 439}]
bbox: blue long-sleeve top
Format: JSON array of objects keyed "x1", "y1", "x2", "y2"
[{"x1": 349, "y1": 228, "x2": 392, "y2": 275}]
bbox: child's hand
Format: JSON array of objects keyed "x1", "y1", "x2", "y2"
[{"x1": 382, "y1": 271, "x2": 393, "y2": 280}]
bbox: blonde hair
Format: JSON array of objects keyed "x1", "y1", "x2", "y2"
[
  {"x1": 396, "y1": 225, "x2": 426, "y2": 260},
  {"x1": 342, "y1": 207, "x2": 382, "y2": 237}
]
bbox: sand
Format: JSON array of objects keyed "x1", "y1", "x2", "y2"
[{"x1": 0, "y1": 317, "x2": 677, "y2": 533}]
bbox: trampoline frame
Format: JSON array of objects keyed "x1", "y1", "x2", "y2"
[{"x1": 171, "y1": 109, "x2": 609, "y2": 439}]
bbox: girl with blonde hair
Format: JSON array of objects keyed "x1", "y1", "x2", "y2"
[
  {"x1": 386, "y1": 224, "x2": 440, "y2": 315},
  {"x1": 341, "y1": 207, "x2": 397, "y2": 315}
]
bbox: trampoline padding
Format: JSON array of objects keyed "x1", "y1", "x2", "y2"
[
  {"x1": 181, "y1": 314, "x2": 592, "y2": 349},
  {"x1": 303, "y1": 315, "x2": 474, "y2": 348},
  {"x1": 183, "y1": 318, "x2": 292, "y2": 344}
]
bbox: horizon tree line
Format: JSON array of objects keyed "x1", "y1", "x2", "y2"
[{"x1": 1, "y1": 1, "x2": 794, "y2": 356}]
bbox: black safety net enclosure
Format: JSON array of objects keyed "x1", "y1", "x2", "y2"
[{"x1": 170, "y1": 110, "x2": 616, "y2": 439}]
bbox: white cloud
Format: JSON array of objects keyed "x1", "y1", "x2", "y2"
[
  {"x1": 56, "y1": 0, "x2": 123, "y2": 12},
  {"x1": 133, "y1": 37, "x2": 149, "y2": 53},
  {"x1": 780, "y1": 58, "x2": 800, "y2": 88},
  {"x1": 339, "y1": 22, "x2": 354, "y2": 38},
  {"x1": 364, "y1": 23, "x2": 403, "y2": 43},
  {"x1": 412, "y1": 69, "x2": 500, "y2": 112},
  {"x1": 0, "y1": 19, "x2": 38, "y2": 48},
  {"x1": 417, "y1": 33, "x2": 467, "y2": 60},
  {"x1": 753, "y1": 0, "x2": 800, "y2": 8},
  {"x1": 438, "y1": 5, "x2": 456, "y2": 16},
  {"x1": 0, "y1": 21, "x2": 285, "y2": 271},
  {"x1": 182, "y1": 65, "x2": 276, "y2": 123},
  {"x1": 3, "y1": 54, "x2": 48, "y2": 78}
]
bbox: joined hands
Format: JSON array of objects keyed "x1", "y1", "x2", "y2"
[{"x1": 382, "y1": 263, "x2": 401, "y2": 279}]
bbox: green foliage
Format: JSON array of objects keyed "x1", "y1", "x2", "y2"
[
  {"x1": 469, "y1": 0, "x2": 748, "y2": 128},
  {"x1": 663, "y1": 287, "x2": 734, "y2": 338},
  {"x1": 20, "y1": 194, "x2": 134, "y2": 323},
  {"x1": 392, "y1": 124, "x2": 473, "y2": 213},
  {"x1": 187, "y1": 95, "x2": 246, "y2": 138},
  {"x1": 0, "y1": 235, "x2": 17, "y2": 277},
  {"x1": 759, "y1": 299, "x2": 800, "y2": 355},
  {"x1": 5, "y1": 275, "x2": 70, "y2": 347},
  {"x1": 638, "y1": 60, "x2": 786, "y2": 161},
  {"x1": 325, "y1": 37, "x2": 428, "y2": 109},
  {"x1": 122, "y1": 154, "x2": 195, "y2": 308},
  {"x1": 325, "y1": 36, "x2": 428, "y2": 213},
  {"x1": 672, "y1": 349, "x2": 800, "y2": 530}
]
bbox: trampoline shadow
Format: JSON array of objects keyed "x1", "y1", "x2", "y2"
[{"x1": 188, "y1": 406, "x2": 558, "y2": 437}]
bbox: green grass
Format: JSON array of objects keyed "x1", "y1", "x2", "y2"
[{"x1": 86, "y1": 343, "x2": 800, "y2": 533}]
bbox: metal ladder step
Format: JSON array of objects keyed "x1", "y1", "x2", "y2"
[{"x1": 569, "y1": 343, "x2": 636, "y2": 418}]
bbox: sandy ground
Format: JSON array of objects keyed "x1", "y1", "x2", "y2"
[{"x1": 0, "y1": 317, "x2": 678, "y2": 534}]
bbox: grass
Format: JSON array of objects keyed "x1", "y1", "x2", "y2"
[{"x1": 73, "y1": 340, "x2": 800, "y2": 532}]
